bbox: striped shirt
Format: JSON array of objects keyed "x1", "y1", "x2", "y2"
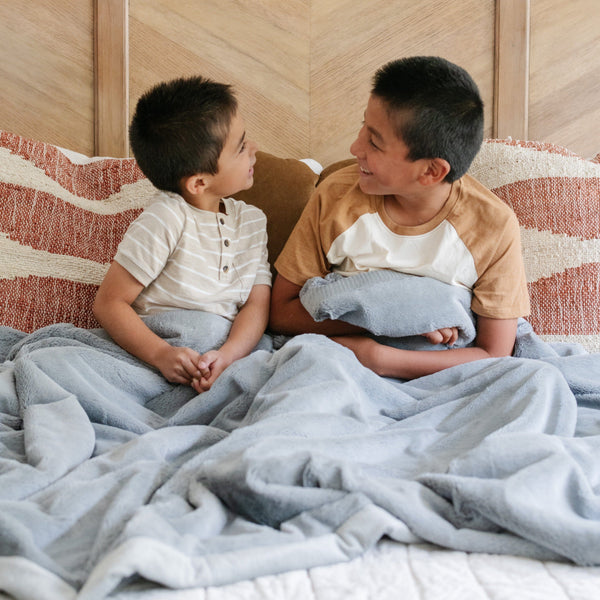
[{"x1": 115, "y1": 193, "x2": 271, "y2": 320}]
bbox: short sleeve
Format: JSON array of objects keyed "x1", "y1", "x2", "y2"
[
  {"x1": 470, "y1": 211, "x2": 530, "y2": 319},
  {"x1": 114, "y1": 200, "x2": 181, "y2": 287},
  {"x1": 274, "y1": 187, "x2": 331, "y2": 286}
]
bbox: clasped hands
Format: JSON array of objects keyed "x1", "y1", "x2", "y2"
[{"x1": 153, "y1": 344, "x2": 232, "y2": 393}]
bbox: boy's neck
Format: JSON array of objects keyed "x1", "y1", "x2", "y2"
[
  {"x1": 385, "y1": 182, "x2": 452, "y2": 227},
  {"x1": 181, "y1": 191, "x2": 223, "y2": 213}
]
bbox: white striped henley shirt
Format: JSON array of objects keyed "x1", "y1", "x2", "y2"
[{"x1": 114, "y1": 193, "x2": 271, "y2": 321}]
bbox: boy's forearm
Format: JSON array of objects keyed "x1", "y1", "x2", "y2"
[
  {"x1": 269, "y1": 295, "x2": 363, "y2": 336},
  {"x1": 373, "y1": 344, "x2": 493, "y2": 380},
  {"x1": 343, "y1": 316, "x2": 518, "y2": 379},
  {"x1": 219, "y1": 285, "x2": 271, "y2": 361},
  {"x1": 94, "y1": 299, "x2": 171, "y2": 369}
]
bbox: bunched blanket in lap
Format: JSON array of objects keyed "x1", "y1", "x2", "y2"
[
  {"x1": 300, "y1": 269, "x2": 600, "y2": 408},
  {"x1": 300, "y1": 270, "x2": 476, "y2": 349},
  {"x1": 1, "y1": 277, "x2": 600, "y2": 599}
]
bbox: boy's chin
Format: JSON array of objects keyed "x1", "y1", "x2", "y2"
[
  {"x1": 233, "y1": 177, "x2": 254, "y2": 195},
  {"x1": 357, "y1": 179, "x2": 379, "y2": 195}
]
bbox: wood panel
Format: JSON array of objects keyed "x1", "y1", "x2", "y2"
[
  {"x1": 1, "y1": 1, "x2": 599, "y2": 162},
  {"x1": 310, "y1": 0, "x2": 496, "y2": 166},
  {"x1": 129, "y1": 0, "x2": 310, "y2": 160},
  {"x1": 494, "y1": 0, "x2": 530, "y2": 140},
  {"x1": 94, "y1": 0, "x2": 129, "y2": 157},
  {"x1": 529, "y1": 0, "x2": 600, "y2": 158},
  {"x1": 0, "y1": 0, "x2": 95, "y2": 155}
]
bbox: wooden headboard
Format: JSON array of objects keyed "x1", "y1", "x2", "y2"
[{"x1": 1, "y1": 0, "x2": 598, "y2": 165}]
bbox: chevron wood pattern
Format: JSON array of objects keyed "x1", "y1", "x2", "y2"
[
  {"x1": 309, "y1": 0, "x2": 496, "y2": 165},
  {"x1": 0, "y1": 1, "x2": 598, "y2": 163},
  {"x1": 129, "y1": 0, "x2": 311, "y2": 160},
  {"x1": 0, "y1": 0, "x2": 94, "y2": 155}
]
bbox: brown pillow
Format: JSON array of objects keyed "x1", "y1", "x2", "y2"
[{"x1": 236, "y1": 151, "x2": 319, "y2": 270}]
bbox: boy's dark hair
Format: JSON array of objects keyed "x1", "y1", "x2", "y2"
[
  {"x1": 129, "y1": 76, "x2": 238, "y2": 193},
  {"x1": 372, "y1": 56, "x2": 484, "y2": 182}
]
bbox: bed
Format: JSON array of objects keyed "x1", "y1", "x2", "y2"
[{"x1": 1, "y1": 129, "x2": 600, "y2": 599}]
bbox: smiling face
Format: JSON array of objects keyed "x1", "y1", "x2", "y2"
[
  {"x1": 350, "y1": 94, "x2": 426, "y2": 199},
  {"x1": 208, "y1": 110, "x2": 258, "y2": 199}
]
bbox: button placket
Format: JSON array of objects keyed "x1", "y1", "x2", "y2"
[{"x1": 217, "y1": 212, "x2": 232, "y2": 280}]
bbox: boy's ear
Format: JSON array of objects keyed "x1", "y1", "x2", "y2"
[
  {"x1": 419, "y1": 158, "x2": 451, "y2": 186},
  {"x1": 182, "y1": 174, "x2": 210, "y2": 196}
]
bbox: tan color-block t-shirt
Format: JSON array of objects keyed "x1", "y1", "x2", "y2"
[{"x1": 275, "y1": 164, "x2": 530, "y2": 319}]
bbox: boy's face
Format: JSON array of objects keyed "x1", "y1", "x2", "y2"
[
  {"x1": 350, "y1": 94, "x2": 424, "y2": 198},
  {"x1": 210, "y1": 110, "x2": 257, "y2": 198}
]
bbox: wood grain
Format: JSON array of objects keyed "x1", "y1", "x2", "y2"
[
  {"x1": 0, "y1": 1, "x2": 598, "y2": 162},
  {"x1": 494, "y1": 0, "x2": 530, "y2": 140},
  {"x1": 529, "y1": 0, "x2": 600, "y2": 158},
  {"x1": 0, "y1": 0, "x2": 94, "y2": 155},
  {"x1": 94, "y1": 0, "x2": 129, "y2": 157},
  {"x1": 129, "y1": 0, "x2": 310, "y2": 160},
  {"x1": 310, "y1": 0, "x2": 496, "y2": 165}
]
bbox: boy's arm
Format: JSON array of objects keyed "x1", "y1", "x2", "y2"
[
  {"x1": 333, "y1": 315, "x2": 518, "y2": 380},
  {"x1": 93, "y1": 262, "x2": 202, "y2": 384},
  {"x1": 194, "y1": 283, "x2": 271, "y2": 391},
  {"x1": 269, "y1": 274, "x2": 365, "y2": 336},
  {"x1": 269, "y1": 274, "x2": 457, "y2": 345}
]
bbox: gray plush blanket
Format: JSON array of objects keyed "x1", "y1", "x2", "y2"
[{"x1": 1, "y1": 272, "x2": 600, "y2": 599}]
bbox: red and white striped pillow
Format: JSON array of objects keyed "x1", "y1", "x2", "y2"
[
  {"x1": 2, "y1": 132, "x2": 600, "y2": 350},
  {"x1": 0, "y1": 131, "x2": 154, "y2": 332},
  {"x1": 0, "y1": 131, "x2": 320, "y2": 334},
  {"x1": 470, "y1": 139, "x2": 600, "y2": 352}
]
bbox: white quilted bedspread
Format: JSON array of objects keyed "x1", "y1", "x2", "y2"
[{"x1": 110, "y1": 541, "x2": 600, "y2": 600}]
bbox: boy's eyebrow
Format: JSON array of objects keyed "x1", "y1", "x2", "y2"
[
  {"x1": 363, "y1": 111, "x2": 384, "y2": 144},
  {"x1": 367, "y1": 125, "x2": 384, "y2": 143}
]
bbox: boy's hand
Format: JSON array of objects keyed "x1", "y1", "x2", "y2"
[
  {"x1": 422, "y1": 327, "x2": 458, "y2": 346},
  {"x1": 153, "y1": 345, "x2": 203, "y2": 385},
  {"x1": 192, "y1": 350, "x2": 233, "y2": 393}
]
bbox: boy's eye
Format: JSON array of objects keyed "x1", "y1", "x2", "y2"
[
  {"x1": 239, "y1": 142, "x2": 247, "y2": 153},
  {"x1": 360, "y1": 121, "x2": 380, "y2": 150}
]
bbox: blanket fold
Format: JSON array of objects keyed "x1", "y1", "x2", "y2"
[{"x1": 300, "y1": 270, "x2": 476, "y2": 348}]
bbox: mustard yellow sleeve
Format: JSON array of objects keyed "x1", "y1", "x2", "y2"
[
  {"x1": 471, "y1": 211, "x2": 531, "y2": 319},
  {"x1": 274, "y1": 186, "x2": 331, "y2": 287}
]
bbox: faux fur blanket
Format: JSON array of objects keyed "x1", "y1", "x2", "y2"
[{"x1": 1, "y1": 273, "x2": 600, "y2": 600}]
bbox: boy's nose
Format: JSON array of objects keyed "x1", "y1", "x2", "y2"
[{"x1": 350, "y1": 136, "x2": 362, "y2": 158}]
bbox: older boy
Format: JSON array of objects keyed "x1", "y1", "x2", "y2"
[
  {"x1": 94, "y1": 76, "x2": 271, "y2": 392},
  {"x1": 269, "y1": 56, "x2": 530, "y2": 380}
]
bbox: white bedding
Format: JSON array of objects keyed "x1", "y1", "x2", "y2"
[{"x1": 111, "y1": 541, "x2": 600, "y2": 600}]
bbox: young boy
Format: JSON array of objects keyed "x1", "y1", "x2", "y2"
[
  {"x1": 93, "y1": 76, "x2": 271, "y2": 393},
  {"x1": 269, "y1": 56, "x2": 530, "y2": 380}
]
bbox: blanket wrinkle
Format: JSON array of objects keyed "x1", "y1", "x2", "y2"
[
  {"x1": 300, "y1": 270, "x2": 476, "y2": 347},
  {"x1": 2, "y1": 278, "x2": 600, "y2": 597}
]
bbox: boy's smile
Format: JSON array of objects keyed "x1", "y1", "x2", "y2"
[{"x1": 350, "y1": 94, "x2": 425, "y2": 200}]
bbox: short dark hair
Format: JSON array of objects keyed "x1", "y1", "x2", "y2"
[
  {"x1": 129, "y1": 76, "x2": 238, "y2": 193},
  {"x1": 372, "y1": 56, "x2": 484, "y2": 182}
]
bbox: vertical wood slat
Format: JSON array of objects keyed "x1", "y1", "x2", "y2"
[
  {"x1": 494, "y1": 0, "x2": 530, "y2": 140},
  {"x1": 94, "y1": 0, "x2": 129, "y2": 157}
]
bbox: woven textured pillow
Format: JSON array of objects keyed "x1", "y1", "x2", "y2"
[
  {"x1": 0, "y1": 132, "x2": 319, "y2": 333},
  {"x1": 469, "y1": 139, "x2": 600, "y2": 352},
  {"x1": 0, "y1": 131, "x2": 153, "y2": 332}
]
